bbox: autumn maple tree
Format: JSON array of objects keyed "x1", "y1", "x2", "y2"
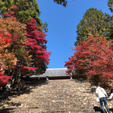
[
  {"x1": 0, "y1": 9, "x2": 33, "y2": 89},
  {"x1": 25, "y1": 18, "x2": 50, "y2": 74},
  {"x1": 65, "y1": 35, "x2": 113, "y2": 85},
  {"x1": 0, "y1": 31, "x2": 14, "y2": 87}
]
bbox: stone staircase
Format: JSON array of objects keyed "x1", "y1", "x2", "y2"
[{"x1": 1, "y1": 68, "x2": 113, "y2": 113}]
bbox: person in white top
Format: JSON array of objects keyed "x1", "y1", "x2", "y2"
[{"x1": 96, "y1": 84, "x2": 110, "y2": 113}]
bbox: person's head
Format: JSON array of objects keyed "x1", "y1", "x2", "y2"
[{"x1": 95, "y1": 82, "x2": 99, "y2": 87}]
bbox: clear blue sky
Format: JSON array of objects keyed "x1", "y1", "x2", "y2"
[{"x1": 37, "y1": 0, "x2": 111, "y2": 68}]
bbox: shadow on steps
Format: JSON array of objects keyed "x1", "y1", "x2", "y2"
[{"x1": 93, "y1": 106, "x2": 113, "y2": 113}]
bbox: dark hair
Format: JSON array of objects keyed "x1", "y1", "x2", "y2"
[
  {"x1": 95, "y1": 82, "x2": 99, "y2": 87},
  {"x1": 111, "y1": 88, "x2": 113, "y2": 93}
]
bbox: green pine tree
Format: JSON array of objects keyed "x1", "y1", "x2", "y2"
[
  {"x1": 108, "y1": 0, "x2": 113, "y2": 13},
  {"x1": 107, "y1": 0, "x2": 113, "y2": 40},
  {"x1": 0, "y1": 0, "x2": 41, "y2": 26},
  {"x1": 53, "y1": 0, "x2": 67, "y2": 6},
  {"x1": 76, "y1": 8, "x2": 110, "y2": 43}
]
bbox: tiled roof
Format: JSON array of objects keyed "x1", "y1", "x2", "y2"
[{"x1": 31, "y1": 68, "x2": 70, "y2": 78}]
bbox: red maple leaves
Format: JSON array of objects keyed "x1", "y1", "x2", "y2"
[
  {"x1": 25, "y1": 18, "x2": 50, "y2": 66},
  {"x1": 65, "y1": 35, "x2": 113, "y2": 82}
]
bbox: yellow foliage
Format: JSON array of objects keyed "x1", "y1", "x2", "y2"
[
  {"x1": 0, "y1": 18, "x2": 32, "y2": 72},
  {"x1": 0, "y1": 50, "x2": 17, "y2": 70}
]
